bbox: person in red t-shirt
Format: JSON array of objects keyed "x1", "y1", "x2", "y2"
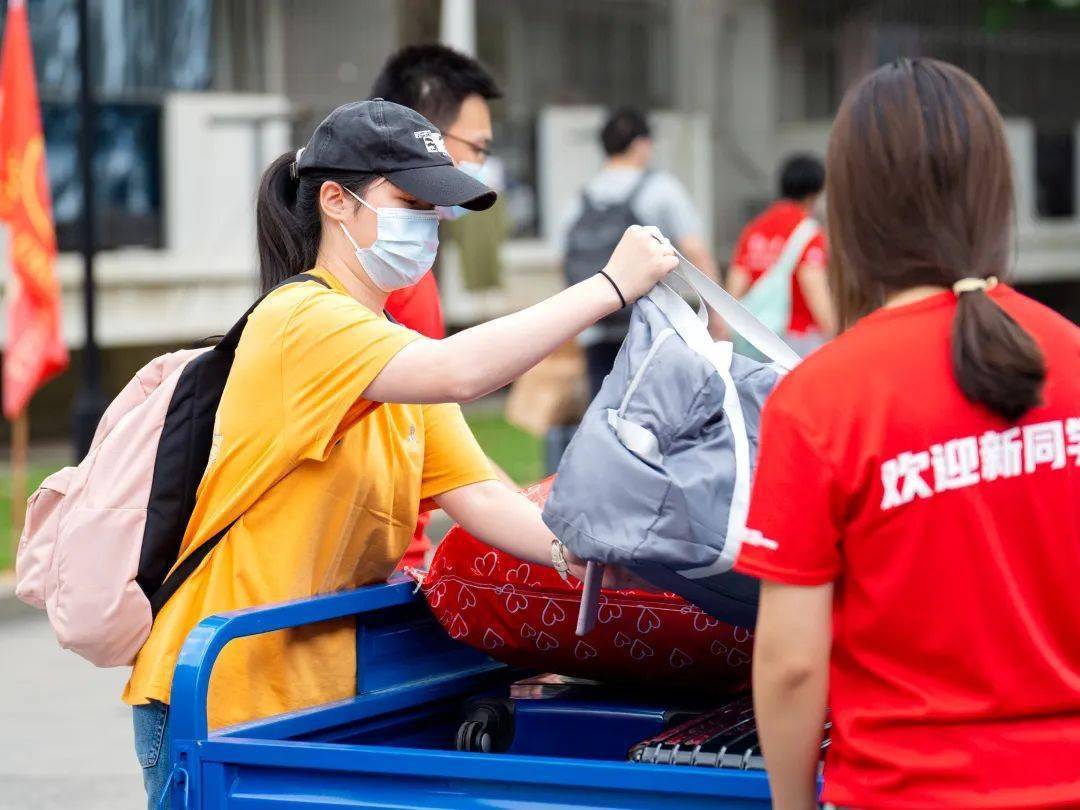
[
  {"x1": 736, "y1": 59, "x2": 1080, "y2": 809},
  {"x1": 370, "y1": 45, "x2": 514, "y2": 567},
  {"x1": 384, "y1": 268, "x2": 446, "y2": 341},
  {"x1": 728, "y1": 155, "x2": 836, "y2": 350}
]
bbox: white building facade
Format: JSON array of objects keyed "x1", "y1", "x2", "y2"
[{"x1": 4, "y1": 0, "x2": 1079, "y2": 433}]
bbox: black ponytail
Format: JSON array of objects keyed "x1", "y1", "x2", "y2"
[
  {"x1": 952, "y1": 288, "x2": 1046, "y2": 422},
  {"x1": 256, "y1": 151, "x2": 379, "y2": 293}
]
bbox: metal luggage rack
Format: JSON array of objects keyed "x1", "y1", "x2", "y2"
[{"x1": 629, "y1": 695, "x2": 831, "y2": 771}]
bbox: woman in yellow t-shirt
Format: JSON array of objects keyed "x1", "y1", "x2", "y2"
[{"x1": 126, "y1": 99, "x2": 677, "y2": 807}]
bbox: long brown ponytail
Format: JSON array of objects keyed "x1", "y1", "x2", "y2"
[
  {"x1": 255, "y1": 152, "x2": 378, "y2": 293},
  {"x1": 826, "y1": 58, "x2": 1045, "y2": 421}
]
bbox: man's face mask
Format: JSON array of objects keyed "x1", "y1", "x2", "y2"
[
  {"x1": 436, "y1": 161, "x2": 488, "y2": 221},
  {"x1": 339, "y1": 187, "x2": 439, "y2": 292}
]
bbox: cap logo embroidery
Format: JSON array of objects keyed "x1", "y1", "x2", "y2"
[{"x1": 414, "y1": 129, "x2": 449, "y2": 157}]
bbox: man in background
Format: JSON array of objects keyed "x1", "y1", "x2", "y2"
[
  {"x1": 370, "y1": 43, "x2": 501, "y2": 339},
  {"x1": 369, "y1": 44, "x2": 510, "y2": 567},
  {"x1": 563, "y1": 107, "x2": 722, "y2": 397},
  {"x1": 727, "y1": 154, "x2": 836, "y2": 352}
]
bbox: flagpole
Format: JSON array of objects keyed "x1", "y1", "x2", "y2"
[
  {"x1": 71, "y1": 0, "x2": 105, "y2": 461},
  {"x1": 10, "y1": 411, "x2": 27, "y2": 553}
]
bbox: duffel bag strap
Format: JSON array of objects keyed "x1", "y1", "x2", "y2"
[
  {"x1": 648, "y1": 285, "x2": 753, "y2": 579},
  {"x1": 647, "y1": 236, "x2": 803, "y2": 371},
  {"x1": 643, "y1": 270, "x2": 759, "y2": 581}
]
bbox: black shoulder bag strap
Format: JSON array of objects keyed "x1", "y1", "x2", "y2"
[
  {"x1": 624, "y1": 169, "x2": 654, "y2": 223},
  {"x1": 148, "y1": 273, "x2": 330, "y2": 618},
  {"x1": 579, "y1": 187, "x2": 598, "y2": 214},
  {"x1": 216, "y1": 272, "x2": 328, "y2": 352}
]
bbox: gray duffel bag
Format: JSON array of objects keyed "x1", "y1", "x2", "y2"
[{"x1": 542, "y1": 253, "x2": 802, "y2": 628}]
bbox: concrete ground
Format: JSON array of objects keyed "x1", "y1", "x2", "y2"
[
  {"x1": 0, "y1": 598, "x2": 145, "y2": 810},
  {"x1": 0, "y1": 512, "x2": 456, "y2": 810},
  {"x1": 0, "y1": 425, "x2": 460, "y2": 810}
]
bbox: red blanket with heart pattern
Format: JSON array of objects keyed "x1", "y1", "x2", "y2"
[{"x1": 412, "y1": 477, "x2": 754, "y2": 693}]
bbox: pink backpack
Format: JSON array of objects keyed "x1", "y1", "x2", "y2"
[{"x1": 14, "y1": 274, "x2": 327, "y2": 666}]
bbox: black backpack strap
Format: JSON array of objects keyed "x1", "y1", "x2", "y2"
[
  {"x1": 579, "y1": 187, "x2": 598, "y2": 214},
  {"x1": 216, "y1": 273, "x2": 329, "y2": 353},
  {"x1": 148, "y1": 273, "x2": 329, "y2": 618},
  {"x1": 625, "y1": 169, "x2": 654, "y2": 218},
  {"x1": 149, "y1": 520, "x2": 235, "y2": 617},
  {"x1": 580, "y1": 170, "x2": 653, "y2": 216}
]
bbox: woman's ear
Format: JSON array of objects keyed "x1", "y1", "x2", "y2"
[{"x1": 318, "y1": 181, "x2": 351, "y2": 223}]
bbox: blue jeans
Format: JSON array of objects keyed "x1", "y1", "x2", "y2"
[{"x1": 133, "y1": 700, "x2": 172, "y2": 809}]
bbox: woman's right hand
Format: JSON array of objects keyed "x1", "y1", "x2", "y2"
[{"x1": 602, "y1": 225, "x2": 680, "y2": 304}]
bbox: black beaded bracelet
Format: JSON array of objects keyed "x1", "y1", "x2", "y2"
[{"x1": 598, "y1": 269, "x2": 628, "y2": 309}]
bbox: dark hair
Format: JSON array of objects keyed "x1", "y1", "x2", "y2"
[
  {"x1": 826, "y1": 58, "x2": 1045, "y2": 421},
  {"x1": 369, "y1": 44, "x2": 501, "y2": 129},
  {"x1": 601, "y1": 107, "x2": 651, "y2": 156},
  {"x1": 778, "y1": 154, "x2": 825, "y2": 201},
  {"x1": 255, "y1": 153, "x2": 378, "y2": 292}
]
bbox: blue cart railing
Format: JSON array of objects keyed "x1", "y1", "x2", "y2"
[{"x1": 166, "y1": 579, "x2": 776, "y2": 809}]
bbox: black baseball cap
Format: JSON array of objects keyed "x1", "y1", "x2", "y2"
[{"x1": 295, "y1": 99, "x2": 496, "y2": 211}]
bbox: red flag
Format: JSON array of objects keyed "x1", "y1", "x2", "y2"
[{"x1": 0, "y1": 0, "x2": 67, "y2": 420}]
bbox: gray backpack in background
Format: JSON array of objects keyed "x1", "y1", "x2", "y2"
[
  {"x1": 542, "y1": 257, "x2": 802, "y2": 628},
  {"x1": 563, "y1": 171, "x2": 653, "y2": 333}
]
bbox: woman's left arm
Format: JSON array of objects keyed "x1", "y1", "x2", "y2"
[
  {"x1": 753, "y1": 579, "x2": 833, "y2": 810},
  {"x1": 434, "y1": 480, "x2": 554, "y2": 565},
  {"x1": 435, "y1": 481, "x2": 642, "y2": 587}
]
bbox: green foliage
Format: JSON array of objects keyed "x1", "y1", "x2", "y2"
[
  {"x1": 983, "y1": 0, "x2": 1080, "y2": 33},
  {"x1": 0, "y1": 465, "x2": 56, "y2": 570},
  {"x1": 0, "y1": 413, "x2": 544, "y2": 570},
  {"x1": 465, "y1": 412, "x2": 545, "y2": 486}
]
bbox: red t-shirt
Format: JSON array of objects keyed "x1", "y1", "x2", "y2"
[
  {"x1": 729, "y1": 200, "x2": 827, "y2": 335},
  {"x1": 386, "y1": 269, "x2": 446, "y2": 566},
  {"x1": 385, "y1": 270, "x2": 446, "y2": 340},
  {"x1": 735, "y1": 285, "x2": 1080, "y2": 808}
]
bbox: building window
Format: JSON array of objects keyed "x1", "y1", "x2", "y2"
[
  {"x1": 1035, "y1": 130, "x2": 1075, "y2": 219},
  {"x1": 43, "y1": 101, "x2": 163, "y2": 249},
  {"x1": 475, "y1": 0, "x2": 674, "y2": 237},
  {"x1": 1, "y1": 0, "x2": 213, "y2": 250}
]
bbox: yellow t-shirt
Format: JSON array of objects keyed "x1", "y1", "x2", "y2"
[{"x1": 122, "y1": 268, "x2": 494, "y2": 729}]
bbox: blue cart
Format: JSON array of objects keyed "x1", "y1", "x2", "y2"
[{"x1": 167, "y1": 579, "x2": 783, "y2": 808}]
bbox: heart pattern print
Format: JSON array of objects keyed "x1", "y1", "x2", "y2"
[{"x1": 412, "y1": 477, "x2": 754, "y2": 693}]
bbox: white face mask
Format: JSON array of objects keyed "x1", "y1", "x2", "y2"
[
  {"x1": 436, "y1": 161, "x2": 487, "y2": 221},
  {"x1": 339, "y1": 187, "x2": 439, "y2": 292}
]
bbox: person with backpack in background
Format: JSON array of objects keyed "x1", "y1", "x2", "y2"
[
  {"x1": 563, "y1": 107, "x2": 722, "y2": 398},
  {"x1": 726, "y1": 155, "x2": 836, "y2": 357},
  {"x1": 737, "y1": 59, "x2": 1080, "y2": 809},
  {"x1": 27, "y1": 99, "x2": 672, "y2": 808},
  {"x1": 368, "y1": 43, "x2": 512, "y2": 567}
]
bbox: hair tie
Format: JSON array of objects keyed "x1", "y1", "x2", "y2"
[
  {"x1": 597, "y1": 269, "x2": 627, "y2": 309},
  {"x1": 290, "y1": 147, "x2": 306, "y2": 181},
  {"x1": 952, "y1": 276, "x2": 998, "y2": 296}
]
